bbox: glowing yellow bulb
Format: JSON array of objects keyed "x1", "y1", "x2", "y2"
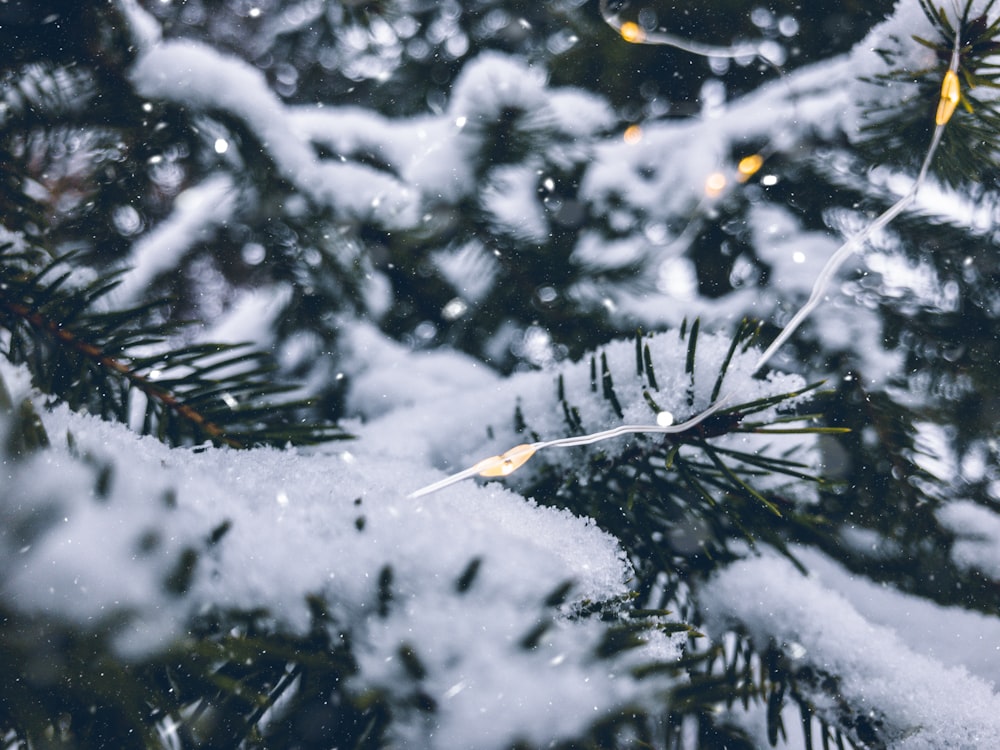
[
  {"x1": 474, "y1": 444, "x2": 537, "y2": 477},
  {"x1": 705, "y1": 172, "x2": 727, "y2": 197},
  {"x1": 623, "y1": 124, "x2": 643, "y2": 144},
  {"x1": 620, "y1": 21, "x2": 646, "y2": 44},
  {"x1": 737, "y1": 153, "x2": 765, "y2": 182},
  {"x1": 936, "y1": 68, "x2": 960, "y2": 126}
]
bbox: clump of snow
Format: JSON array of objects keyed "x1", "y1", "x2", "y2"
[
  {"x1": 572, "y1": 231, "x2": 647, "y2": 272},
  {"x1": 0, "y1": 357, "x2": 678, "y2": 749},
  {"x1": 287, "y1": 53, "x2": 608, "y2": 220},
  {"x1": 481, "y1": 165, "x2": 550, "y2": 242},
  {"x1": 343, "y1": 322, "x2": 498, "y2": 419},
  {"x1": 548, "y1": 88, "x2": 615, "y2": 140},
  {"x1": 937, "y1": 500, "x2": 1000, "y2": 580},
  {"x1": 116, "y1": 174, "x2": 236, "y2": 305},
  {"x1": 793, "y1": 545, "x2": 1000, "y2": 687},
  {"x1": 129, "y1": 39, "x2": 418, "y2": 229},
  {"x1": 751, "y1": 204, "x2": 842, "y2": 297},
  {"x1": 201, "y1": 283, "x2": 293, "y2": 345},
  {"x1": 570, "y1": 55, "x2": 858, "y2": 336},
  {"x1": 699, "y1": 548, "x2": 1000, "y2": 748},
  {"x1": 430, "y1": 240, "x2": 500, "y2": 304},
  {"x1": 448, "y1": 51, "x2": 549, "y2": 130},
  {"x1": 582, "y1": 119, "x2": 727, "y2": 224},
  {"x1": 130, "y1": 40, "x2": 309, "y2": 172},
  {"x1": 581, "y1": 53, "x2": 854, "y2": 240},
  {"x1": 351, "y1": 324, "x2": 819, "y2": 503},
  {"x1": 117, "y1": 0, "x2": 161, "y2": 51},
  {"x1": 847, "y1": 0, "x2": 940, "y2": 141},
  {"x1": 0, "y1": 226, "x2": 29, "y2": 255}
]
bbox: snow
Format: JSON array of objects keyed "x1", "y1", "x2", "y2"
[
  {"x1": 573, "y1": 231, "x2": 647, "y2": 272},
  {"x1": 288, "y1": 51, "x2": 609, "y2": 216},
  {"x1": 447, "y1": 51, "x2": 549, "y2": 130},
  {"x1": 847, "y1": 0, "x2": 942, "y2": 138},
  {"x1": 7, "y1": 2, "x2": 1000, "y2": 745},
  {"x1": 937, "y1": 501, "x2": 1000, "y2": 580},
  {"x1": 547, "y1": 88, "x2": 616, "y2": 140},
  {"x1": 699, "y1": 547, "x2": 1000, "y2": 749},
  {"x1": 349, "y1": 323, "x2": 819, "y2": 503},
  {"x1": 116, "y1": 174, "x2": 236, "y2": 305},
  {"x1": 794, "y1": 545, "x2": 1000, "y2": 687},
  {"x1": 129, "y1": 39, "x2": 419, "y2": 229},
  {"x1": 343, "y1": 322, "x2": 498, "y2": 419},
  {"x1": 0, "y1": 357, "x2": 678, "y2": 749},
  {"x1": 849, "y1": 0, "x2": 1000, "y2": 139},
  {"x1": 481, "y1": 165, "x2": 550, "y2": 242},
  {"x1": 430, "y1": 240, "x2": 500, "y2": 304},
  {"x1": 117, "y1": 0, "x2": 161, "y2": 50},
  {"x1": 202, "y1": 284, "x2": 293, "y2": 345},
  {"x1": 751, "y1": 204, "x2": 842, "y2": 298},
  {"x1": 571, "y1": 55, "x2": 866, "y2": 344}
]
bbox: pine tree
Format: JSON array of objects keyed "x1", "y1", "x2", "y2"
[{"x1": 3, "y1": 1, "x2": 1000, "y2": 748}]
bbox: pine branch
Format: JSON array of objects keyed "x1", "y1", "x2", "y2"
[
  {"x1": 424, "y1": 324, "x2": 843, "y2": 610},
  {"x1": 860, "y1": 0, "x2": 1000, "y2": 186},
  {"x1": 665, "y1": 631, "x2": 865, "y2": 750},
  {"x1": 0, "y1": 244, "x2": 347, "y2": 448},
  {"x1": 523, "y1": 325, "x2": 831, "y2": 501}
]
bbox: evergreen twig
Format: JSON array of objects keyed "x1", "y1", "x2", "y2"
[{"x1": 0, "y1": 244, "x2": 347, "y2": 448}]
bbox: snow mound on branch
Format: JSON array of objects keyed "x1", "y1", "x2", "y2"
[
  {"x1": 351, "y1": 325, "x2": 818, "y2": 503},
  {"x1": 0, "y1": 359, "x2": 676, "y2": 749},
  {"x1": 129, "y1": 39, "x2": 418, "y2": 228},
  {"x1": 448, "y1": 51, "x2": 549, "y2": 126},
  {"x1": 700, "y1": 549, "x2": 1000, "y2": 749},
  {"x1": 937, "y1": 500, "x2": 1000, "y2": 580}
]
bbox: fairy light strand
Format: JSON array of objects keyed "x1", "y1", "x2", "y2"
[
  {"x1": 599, "y1": 0, "x2": 760, "y2": 59},
  {"x1": 754, "y1": 7, "x2": 961, "y2": 370},
  {"x1": 407, "y1": 5, "x2": 965, "y2": 499},
  {"x1": 408, "y1": 397, "x2": 733, "y2": 499}
]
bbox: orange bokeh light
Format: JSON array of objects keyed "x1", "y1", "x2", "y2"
[
  {"x1": 705, "y1": 172, "x2": 728, "y2": 197},
  {"x1": 619, "y1": 22, "x2": 646, "y2": 44},
  {"x1": 737, "y1": 153, "x2": 765, "y2": 182},
  {"x1": 623, "y1": 124, "x2": 643, "y2": 144}
]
